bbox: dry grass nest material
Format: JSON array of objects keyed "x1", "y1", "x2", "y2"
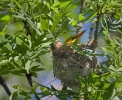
[{"x1": 51, "y1": 39, "x2": 98, "y2": 88}]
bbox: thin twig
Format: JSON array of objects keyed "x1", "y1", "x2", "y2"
[
  {"x1": 25, "y1": 73, "x2": 41, "y2": 100},
  {"x1": 0, "y1": 76, "x2": 11, "y2": 96},
  {"x1": 47, "y1": 78, "x2": 57, "y2": 85},
  {"x1": 76, "y1": 0, "x2": 86, "y2": 34}
]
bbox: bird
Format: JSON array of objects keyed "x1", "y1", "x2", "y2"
[
  {"x1": 53, "y1": 30, "x2": 86, "y2": 50},
  {"x1": 64, "y1": 30, "x2": 86, "y2": 45},
  {"x1": 51, "y1": 29, "x2": 97, "y2": 90}
]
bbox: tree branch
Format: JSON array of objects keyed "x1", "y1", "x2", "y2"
[
  {"x1": 0, "y1": 76, "x2": 11, "y2": 96},
  {"x1": 25, "y1": 73, "x2": 41, "y2": 100},
  {"x1": 94, "y1": 12, "x2": 101, "y2": 41},
  {"x1": 79, "y1": 0, "x2": 86, "y2": 14},
  {"x1": 89, "y1": 22, "x2": 95, "y2": 41},
  {"x1": 76, "y1": 0, "x2": 86, "y2": 34}
]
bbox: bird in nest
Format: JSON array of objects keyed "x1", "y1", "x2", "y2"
[
  {"x1": 54, "y1": 30, "x2": 86, "y2": 49},
  {"x1": 52, "y1": 30, "x2": 99, "y2": 90},
  {"x1": 64, "y1": 30, "x2": 86, "y2": 45}
]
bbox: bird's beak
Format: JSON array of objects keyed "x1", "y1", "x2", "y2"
[{"x1": 77, "y1": 30, "x2": 86, "y2": 37}]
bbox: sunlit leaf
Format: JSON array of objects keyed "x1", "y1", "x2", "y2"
[
  {"x1": 25, "y1": 60, "x2": 32, "y2": 73},
  {"x1": 0, "y1": 15, "x2": 11, "y2": 21},
  {"x1": 71, "y1": 18, "x2": 77, "y2": 26},
  {"x1": 51, "y1": 1, "x2": 60, "y2": 11},
  {"x1": 40, "y1": 17, "x2": 49, "y2": 30},
  {"x1": 78, "y1": 14, "x2": 84, "y2": 21}
]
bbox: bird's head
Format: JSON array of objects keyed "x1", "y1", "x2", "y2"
[{"x1": 64, "y1": 30, "x2": 86, "y2": 45}]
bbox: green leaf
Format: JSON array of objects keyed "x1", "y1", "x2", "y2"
[
  {"x1": 50, "y1": 12, "x2": 63, "y2": 33},
  {"x1": 30, "y1": 84, "x2": 39, "y2": 94},
  {"x1": 30, "y1": 66, "x2": 45, "y2": 72},
  {"x1": 51, "y1": 1, "x2": 60, "y2": 11},
  {"x1": 12, "y1": 69, "x2": 26, "y2": 75},
  {"x1": 32, "y1": 33, "x2": 47, "y2": 46},
  {"x1": 14, "y1": 44, "x2": 28, "y2": 54},
  {"x1": 14, "y1": 1, "x2": 24, "y2": 11},
  {"x1": 110, "y1": 38, "x2": 116, "y2": 48},
  {"x1": 117, "y1": 67, "x2": 122, "y2": 72},
  {"x1": 33, "y1": 2, "x2": 42, "y2": 13},
  {"x1": 19, "y1": 90, "x2": 28, "y2": 96},
  {"x1": 0, "y1": 20, "x2": 10, "y2": 35},
  {"x1": 39, "y1": 86, "x2": 51, "y2": 97},
  {"x1": 41, "y1": 40, "x2": 52, "y2": 47},
  {"x1": 108, "y1": 65, "x2": 116, "y2": 72},
  {"x1": 78, "y1": 14, "x2": 84, "y2": 21},
  {"x1": 27, "y1": 18, "x2": 41, "y2": 35},
  {"x1": 52, "y1": 1, "x2": 60, "y2": 7},
  {"x1": 103, "y1": 30, "x2": 109, "y2": 36},
  {"x1": 85, "y1": 12, "x2": 97, "y2": 22},
  {"x1": 12, "y1": 60, "x2": 21, "y2": 70},
  {"x1": 9, "y1": 91, "x2": 18, "y2": 100},
  {"x1": 117, "y1": 29, "x2": 122, "y2": 34},
  {"x1": 101, "y1": 46, "x2": 113, "y2": 55},
  {"x1": 0, "y1": 15, "x2": 11, "y2": 21},
  {"x1": 25, "y1": 60, "x2": 32, "y2": 73},
  {"x1": 71, "y1": 19, "x2": 77, "y2": 26},
  {"x1": 25, "y1": 95, "x2": 31, "y2": 100},
  {"x1": 12, "y1": 85, "x2": 19, "y2": 89},
  {"x1": 113, "y1": 37, "x2": 120, "y2": 46},
  {"x1": 103, "y1": 82, "x2": 116, "y2": 100},
  {"x1": 0, "y1": 31, "x2": 5, "y2": 35},
  {"x1": 31, "y1": 71, "x2": 38, "y2": 77},
  {"x1": 13, "y1": 13, "x2": 25, "y2": 20},
  {"x1": 40, "y1": 17, "x2": 49, "y2": 30},
  {"x1": 60, "y1": 1, "x2": 71, "y2": 10}
]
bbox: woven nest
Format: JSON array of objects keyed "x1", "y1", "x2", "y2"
[{"x1": 51, "y1": 39, "x2": 98, "y2": 88}]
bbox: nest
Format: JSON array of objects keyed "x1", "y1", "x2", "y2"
[{"x1": 51, "y1": 40, "x2": 98, "y2": 88}]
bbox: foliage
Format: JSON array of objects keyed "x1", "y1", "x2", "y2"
[
  {"x1": 79, "y1": 33, "x2": 122, "y2": 100},
  {"x1": 0, "y1": 0, "x2": 122, "y2": 100}
]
